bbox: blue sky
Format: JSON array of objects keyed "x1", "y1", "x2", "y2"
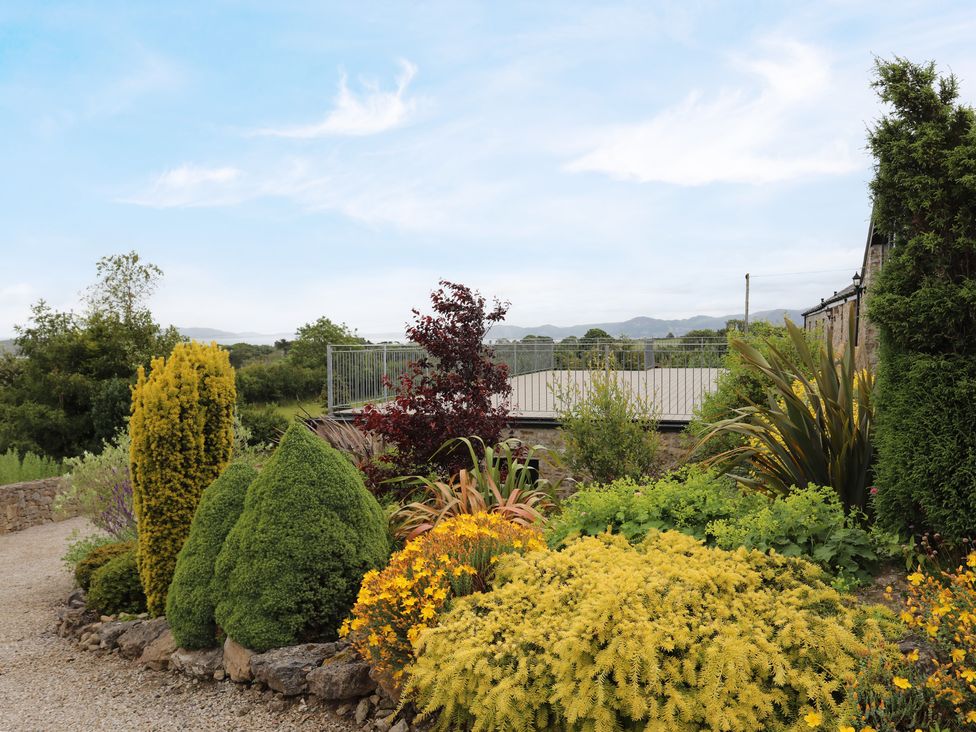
[{"x1": 2, "y1": 2, "x2": 976, "y2": 340}]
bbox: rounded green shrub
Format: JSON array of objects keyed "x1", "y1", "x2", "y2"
[
  {"x1": 213, "y1": 423, "x2": 389, "y2": 652},
  {"x1": 88, "y1": 550, "x2": 147, "y2": 616},
  {"x1": 166, "y1": 462, "x2": 258, "y2": 649},
  {"x1": 408, "y1": 531, "x2": 886, "y2": 732},
  {"x1": 75, "y1": 540, "x2": 135, "y2": 591}
]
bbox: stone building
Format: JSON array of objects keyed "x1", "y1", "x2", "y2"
[{"x1": 801, "y1": 218, "x2": 893, "y2": 369}]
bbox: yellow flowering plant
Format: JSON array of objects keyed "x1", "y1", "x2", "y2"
[
  {"x1": 341, "y1": 512, "x2": 544, "y2": 694},
  {"x1": 902, "y1": 552, "x2": 976, "y2": 725}
]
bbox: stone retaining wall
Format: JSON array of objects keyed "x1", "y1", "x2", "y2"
[
  {"x1": 0, "y1": 477, "x2": 72, "y2": 534},
  {"x1": 505, "y1": 424, "x2": 691, "y2": 485}
]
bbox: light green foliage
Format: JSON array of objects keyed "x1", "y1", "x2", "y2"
[
  {"x1": 130, "y1": 340, "x2": 236, "y2": 615},
  {"x1": 213, "y1": 423, "x2": 389, "y2": 652},
  {"x1": 0, "y1": 448, "x2": 60, "y2": 486},
  {"x1": 709, "y1": 485, "x2": 882, "y2": 584},
  {"x1": 554, "y1": 367, "x2": 659, "y2": 483},
  {"x1": 867, "y1": 58, "x2": 976, "y2": 542},
  {"x1": 547, "y1": 471, "x2": 885, "y2": 582},
  {"x1": 56, "y1": 429, "x2": 132, "y2": 535},
  {"x1": 288, "y1": 316, "x2": 363, "y2": 370},
  {"x1": 166, "y1": 463, "x2": 258, "y2": 649},
  {"x1": 62, "y1": 531, "x2": 116, "y2": 568},
  {"x1": 699, "y1": 316, "x2": 874, "y2": 512},
  {"x1": 87, "y1": 549, "x2": 147, "y2": 616},
  {"x1": 408, "y1": 531, "x2": 885, "y2": 731},
  {"x1": 688, "y1": 322, "x2": 817, "y2": 460},
  {"x1": 546, "y1": 467, "x2": 755, "y2": 546},
  {"x1": 74, "y1": 540, "x2": 136, "y2": 591}
]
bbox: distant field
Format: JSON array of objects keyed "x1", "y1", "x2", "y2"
[{"x1": 271, "y1": 399, "x2": 325, "y2": 419}]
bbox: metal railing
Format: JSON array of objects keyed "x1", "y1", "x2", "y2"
[{"x1": 326, "y1": 338, "x2": 728, "y2": 422}]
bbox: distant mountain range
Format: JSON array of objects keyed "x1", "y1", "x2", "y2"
[
  {"x1": 485, "y1": 308, "x2": 804, "y2": 341},
  {"x1": 176, "y1": 308, "x2": 804, "y2": 345}
]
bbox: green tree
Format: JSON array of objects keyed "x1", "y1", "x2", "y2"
[
  {"x1": 0, "y1": 252, "x2": 181, "y2": 458},
  {"x1": 867, "y1": 58, "x2": 976, "y2": 541},
  {"x1": 288, "y1": 317, "x2": 363, "y2": 370},
  {"x1": 582, "y1": 327, "x2": 612, "y2": 342}
]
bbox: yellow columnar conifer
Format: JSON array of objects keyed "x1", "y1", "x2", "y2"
[{"x1": 129, "y1": 340, "x2": 235, "y2": 615}]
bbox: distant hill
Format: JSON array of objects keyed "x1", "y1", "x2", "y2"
[
  {"x1": 486, "y1": 309, "x2": 804, "y2": 341},
  {"x1": 177, "y1": 308, "x2": 804, "y2": 346},
  {"x1": 0, "y1": 339, "x2": 16, "y2": 355},
  {"x1": 178, "y1": 327, "x2": 295, "y2": 346}
]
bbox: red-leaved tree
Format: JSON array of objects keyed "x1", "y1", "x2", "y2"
[{"x1": 356, "y1": 281, "x2": 512, "y2": 485}]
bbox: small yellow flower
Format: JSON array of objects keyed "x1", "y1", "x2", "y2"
[
  {"x1": 804, "y1": 711, "x2": 822, "y2": 727},
  {"x1": 951, "y1": 648, "x2": 966, "y2": 663},
  {"x1": 859, "y1": 727, "x2": 876, "y2": 732},
  {"x1": 839, "y1": 726, "x2": 855, "y2": 732},
  {"x1": 965, "y1": 710, "x2": 976, "y2": 723},
  {"x1": 892, "y1": 676, "x2": 912, "y2": 690},
  {"x1": 907, "y1": 571, "x2": 925, "y2": 586}
]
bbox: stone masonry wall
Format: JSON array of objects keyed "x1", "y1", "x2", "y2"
[
  {"x1": 505, "y1": 424, "x2": 691, "y2": 487},
  {"x1": 0, "y1": 477, "x2": 73, "y2": 534}
]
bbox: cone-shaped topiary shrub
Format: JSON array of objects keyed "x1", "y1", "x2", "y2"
[
  {"x1": 408, "y1": 531, "x2": 891, "y2": 732},
  {"x1": 130, "y1": 340, "x2": 236, "y2": 615},
  {"x1": 213, "y1": 423, "x2": 389, "y2": 652},
  {"x1": 88, "y1": 549, "x2": 147, "y2": 616},
  {"x1": 166, "y1": 462, "x2": 258, "y2": 649}
]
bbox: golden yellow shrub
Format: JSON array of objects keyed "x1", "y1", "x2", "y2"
[
  {"x1": 129, "y1": 340, "x2": 235, "y2": 615},
  {"x1": 341, "y1": 513, "x2": 544, "y2": 694},
  {"x1": 408, "y1": 530, "x2": 887, "y2": 732}
]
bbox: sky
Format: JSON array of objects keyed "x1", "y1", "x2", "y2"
[{"x1": 2, "y1": 1, "x2": 976, "y2": 340}]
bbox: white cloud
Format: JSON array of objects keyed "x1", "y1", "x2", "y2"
[
  {"x1": 120, "y1": 164, "x2": 245, "y2": 207},
  {"x1": 256, "y1": 59, "x2": 418, "y2": 138},
  {"x1": 566, "y1": 40, "x2": 862, "y2": 185}
]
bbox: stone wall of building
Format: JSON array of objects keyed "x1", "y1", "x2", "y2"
[{"x1": 0, "y1": 477, "x2": 74, "y2": 534}]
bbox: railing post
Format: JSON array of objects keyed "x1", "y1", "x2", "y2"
[
  {"x1": 382, "y1": 344, "x2": 388, "y2": 400},
  {"x1": 326, "y1": 344, "x2": 334, "y2": 415}
]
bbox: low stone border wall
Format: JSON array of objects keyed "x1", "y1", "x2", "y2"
[
  {"x1": 56, "y1": 589, "x2": 426, "y2": 731},
  {"x1": 0, "y1": 477, "x2": 72, "y2": 535}
]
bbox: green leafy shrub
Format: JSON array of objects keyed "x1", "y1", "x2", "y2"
[
  {"x1": 75, "y1": 540, "x2": 136, "y2": 591},
  {"x1": 166, "y1": 463, "x2": 258, "y2": 649},
  {"x1": 0, "y1": 448, "x2": 60, "y2": 486},
  {"x1": 213, "y1": 423, "x2": 389, "y2": 652},
  {"x1": 553, "y1": 366, "x2": 659, "y2": 483},
  {"x1": 62, "y1": 532, "x2": 117, "y2": 569},
  {"x1": 57, "y1": 429, "x2": 135, "y2": 539},
  {"x1": 547, "y1": 472, "x2": 884, "y2": 582},
  {"x1": 87, "y1": 550, "x2": 147, "y2": 616},
  {"x1": 408, "y1": 531, "x2": 887, "y2": 731},
  {"x1": 546, "y1": 467, "x2": 754, "y2": 547},
  {"x1": 239, "y1": 403, "x2": 288, "y2": 447},
  {"x1": 709, "y1": 485, "x2": 881, "y2": 584}
]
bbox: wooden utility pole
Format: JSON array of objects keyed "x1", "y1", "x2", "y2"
[{"x1": 744, "y1": 273, "x2": 750, "y2": 334}]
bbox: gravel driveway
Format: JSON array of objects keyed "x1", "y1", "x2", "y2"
[{"x1": 0, "y1": 517, "x2": 358, "y2": 731}]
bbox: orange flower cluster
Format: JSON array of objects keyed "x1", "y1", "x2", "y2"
[
  {"x1": 340, "y1": 513, "x2": 544, "y2": 693},
  {"x1": 902, "y1": 552, "x2": 976, "y2": 725}
]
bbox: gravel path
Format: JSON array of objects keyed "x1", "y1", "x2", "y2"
[{"x1": 0, "y1": 518, "x2": 358, "y2": 731}]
